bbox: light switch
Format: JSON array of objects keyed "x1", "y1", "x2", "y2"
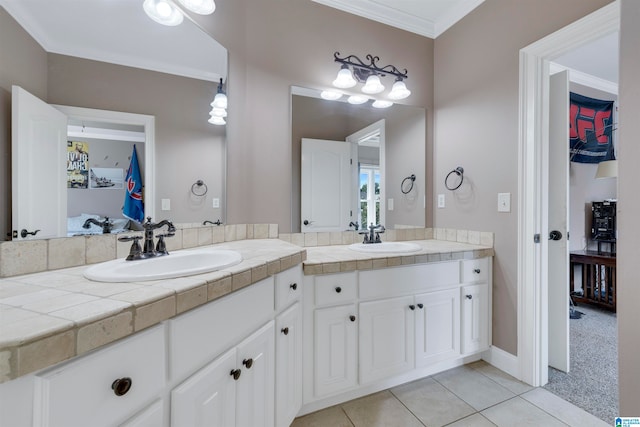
[
  {"x1": 161, "y1": 198, "x2": 171, "y2": 211},
  {"x1": 437, "y1": 194, "x2": 445, "y2": 208},
  {"x1": 212, "y1": 198, "x2": 220, "y2": 208},
  {"x1": 498, "y1": 193, "x2": 511, "y2": 212},
  {"x1": 388, "y1": 198, "x2": 394, "y2": 211}
]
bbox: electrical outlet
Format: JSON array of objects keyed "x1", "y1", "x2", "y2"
[
  {"x1": 212, "y1": 198, "x2": 220, "y2": 208},
  {"x1": 498, "y1": 193, "x2": 511, "y2": 212},
  {"x1": 161, "y1": 198, "x2": 170, "y2": 211},
  {"x1": 437, "y1": 194, "x2": 445, "y2": 208},
  {"x1": 388, "y1": 198, "x2": 394, "y2": 211}
]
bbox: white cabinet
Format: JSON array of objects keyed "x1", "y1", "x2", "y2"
[
  {"x1": 171, "y1": 321, "x2": 275, "y2": 427},
  {"x1": 415, "y1": 288, "x2": 460, "y2": 366},
  {"x1": 33, "y1": 325, "x2": 166, "y2": 427},
  {"x1": 120, "y1": 400, "x2": 165, "y2": 427},
  {"x1": 359, "y1": 296, "x2": 415, "y2": 384},
  {"x1": 461, "y1": 284, "x2": 489, "y2": 355},
  {"x1": 275, "y1": 303, "x2": 302, "y2": 427},
  {"x1": 313, "y1": 303, "x2": 358, "y2": 398}
]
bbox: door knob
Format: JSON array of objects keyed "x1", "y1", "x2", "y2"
[{"x1": 549, "y1": 230, "x2": 563, "y2": 241}]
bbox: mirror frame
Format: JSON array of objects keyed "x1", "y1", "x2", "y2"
[{"x1": 54, "y1": 105, "x2": 156, "y2": 223}]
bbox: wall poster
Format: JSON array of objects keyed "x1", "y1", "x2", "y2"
[
  {"x1": 67, "y1": 141, "x2": 89, "y2": 188},
  {"x1": 90, "y1": 167, "x2": 124, "y2": 189}
]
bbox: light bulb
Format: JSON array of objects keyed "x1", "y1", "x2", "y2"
[
  {"x1": 361, "y1": 75, "x2": 385, "y2": 94},
  {"x1": 348, "y1": 95, "x2": 368, "y2": 105},
  {"x1": 143, "y1": 0, "x2": 184, "y2": 26},
  {"x1": 177, "y1": 0, "x2": 215, "y2": 15},
  {"x1": 372, "y1": 100, "x2": 393, "y2": 109},
  {"x1": 388, "y1": 80, "x2": 411, "y2": 100},
  {"x1": 332, "y1": 67, "x2": 357, "y2": 89},
  {"x1": 320, "y1": 90, "x2": 342, "y2": 101}
]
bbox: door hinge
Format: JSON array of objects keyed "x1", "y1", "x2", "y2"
[
  {"x1": 350, "y1": 158, "x2": 353, "y2": 165},
  {"x1": 534, "y1": 233, "x2": 541, "y2": 243}
]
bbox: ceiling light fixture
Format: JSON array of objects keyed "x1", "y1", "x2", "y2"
[
  {"x1": 332, "y1": 52, "x2": 410, "y2": 100},
  {"x1": 209, "y1": 78, "x2": 227, "y2": 125},
  {"x1": 144, "y1": 0, "x2": 215, "y2": 27}
]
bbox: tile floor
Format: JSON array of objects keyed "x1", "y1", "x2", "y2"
[{"x1": 291, "y1": 361, "x2": 611, "y2": 427}]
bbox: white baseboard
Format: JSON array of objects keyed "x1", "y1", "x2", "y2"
[{"x1": 482, "y1": 345, "x2": 520, "y2": 380}]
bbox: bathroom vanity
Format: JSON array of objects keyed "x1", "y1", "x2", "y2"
[{"x1": 0, "y1": 230, "x2": 493, "y2": 427}]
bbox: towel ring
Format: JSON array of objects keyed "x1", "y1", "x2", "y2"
[
  {"x1": 401, "y1": 174, "x2": 416, "y2": 194},
  {"x1": 191, "y1": 180, "x2": 208, "y2": 196},
  {"x1": 445, "y1": 167, "x2": 464, "y2": 191}
]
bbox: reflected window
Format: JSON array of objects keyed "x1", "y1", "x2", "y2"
[{"x1": 360, "y1": 166, "x2": 380, "y2": 226}]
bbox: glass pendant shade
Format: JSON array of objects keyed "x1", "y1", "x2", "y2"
[
  {"x1": 177, "y1": 0, "x2": 215, "y2": 14},
  {"x1": 320, "y1": 90, "x2": 342, "y2": 101},
  {"x1": 372, "y1": 100, "x2": 393, "y2": 109},
  {"x1": 211, "y1": 93, "x2": 227, "y2": 109},
  {"x1": 333, "y1": 67, "x2": 357, "y2": 89},
  {"x1": 347, "y1": 95, "x2": 368, "y2": 105},
  {"x1": 208, "y1": 115, "x2": 226, "y2": 125},
  {"x1": 388, "y1": 80, "x2": 411, "y2": 100},
  {"x1": 209, "y1": 107, "x2": 227, "y2": 118},
  {"x1": 143, "y1": 0, "x2": 184, "y2": 26},
  {"x1": 361, "y1": 75, "x2": 385, "y2": 94}
]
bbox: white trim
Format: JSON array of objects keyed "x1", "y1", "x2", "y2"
[
  {"x1": 482, "y1": 346, "x2": 519, "y2": 379},
  {"x1": 517, "y1": 1, "x2": 619, "y2": 386},
  {"x1": 549, "y1": 63, "x2": 618, "y2": 95},
  {"x1": 53, "y1": 105, "x2": 156, "y2": 222}
]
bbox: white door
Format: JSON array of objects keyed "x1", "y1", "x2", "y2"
[
  {"x1": 313, "y1": 304, "x2": 358, "y2": 397},
  {"x1": 236, "y1": 322, "x2": 275, "y2": 427},
  {"x1": 415, "y1": 289, "x2": 460, "y2": 366},
  {"x1": 301, "y1": 138, "x2": 353, "y2": 232},
  {"x1": 171, "y1": 348, "x2": 237, "y2": 427},
  {"x1": 548, "y1": 70, "x2": 570, "y2": 373},
  {"x1": 275, "y1": 303, "x2": 302, "y2": 427},
  {"x1": 359, "y1": 296, "x2": 414, "y2": 384},
  {"x1": 12, "y1": 86, "x2": 67, "y2": 239}
]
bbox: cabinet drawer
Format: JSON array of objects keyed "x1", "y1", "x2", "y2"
[
  {"x1": 314, "y1": 272, "x2": 357, "y2": 307},
  {"x1": 275, "y1": 265, "x2": 303, "y2": 311},
  {"x1": 169, "y1": 276, "x2": 274, "y2": 381},
  {"x1": 34, "y1": 325, "x2": 166, "y2": 427},
  {"x1": 461, "y1": 258, "x2": 489, "y2": 284}
]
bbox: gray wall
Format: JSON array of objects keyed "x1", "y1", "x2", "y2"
[
  {"x1": 617, "y1": 0, "x2": 640, "y2": 415},
  {"x1": 432, "y1": 0, "x2": 612, "y2": 355}
]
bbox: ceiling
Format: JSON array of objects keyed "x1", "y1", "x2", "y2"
[
  {"x1": 0, "y1": 0, "x2": 227, "y2": 82},
  {"x1": 311, "y1": 0, "x2": 485, "y2": 38}
]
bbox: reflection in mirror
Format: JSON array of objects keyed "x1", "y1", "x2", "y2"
[
  {"x1": 292, "y1": 87, "x2": 426, "y2": 233},
  {"x1": 0, "y1": 1, "x2": 227, "y2": 240}
]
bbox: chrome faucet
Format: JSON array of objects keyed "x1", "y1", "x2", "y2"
[
  {"x1": 83, "y1": 216, "x2": 113, "y2": 234},
  {"x1": 118, "y1": 217, "x2": 175, "y2": 260},
  {"x1": 359, "y1": 223, "x2": 385, "y2": 244}
]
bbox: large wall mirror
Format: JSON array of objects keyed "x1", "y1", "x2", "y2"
[
  {"x1": 291, "y1": 86, "x2": 426, "y2": 233},
  {"x1": 0, "y1": 0, "x2": 228, "y2": 240}
]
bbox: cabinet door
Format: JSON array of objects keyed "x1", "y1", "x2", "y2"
[
  {"x1": 171, "y1": 348, "x2": 237, "y2": 427},
  {"x1": 120, "y1": 399, "x2": 164, "y2": 427},
  {"x1": 314, "y1": 304, "x2": 358, "y2": 398},
  {"x1": 359, "y1": 296, "x2": 415, "y2": 384},
  {"x1": 415, "y1": 289, "x2": 460, "y2": 367},
  {"x1": 461, "y1": 284, "x2": 489, "y2": 354},
  {"x1": 236, "y1": 322, "x2": 275, "y2": 427},
  {"x1": 275, "y1": 303, "x2": 302, "y2": 427}
]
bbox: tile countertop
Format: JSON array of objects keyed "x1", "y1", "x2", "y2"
[
  {"x1": 303, "y1": 239, "x2": 494, "y2": 275},
  {"x1": 0, "y1": 239, "x2": 306, "y2": 384}
]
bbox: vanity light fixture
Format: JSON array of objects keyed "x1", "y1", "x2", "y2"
[
  {"x1": 144, "y1": 0, "x2": 215, "y2": 27},
  {"x1": 372, "y1": 100, "x2": 393, "y2": 109},
  {"x1": 347, "y1": 95, "x2": 369, "y2": 105},
  {"x1": 332, "y1": 52, "x2": 410, "y2": 100},
  {"x1": 209, "y1": 78, "x2": 227, "y2": 125},
  {"x1": 320, "y1": 90, "x2": 343, "y2": 101}
]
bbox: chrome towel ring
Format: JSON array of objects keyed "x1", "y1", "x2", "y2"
[
  {"x1": 191, "y1": 180, "x2": 208, "y2": 196},
  {"x1": 445, "y1": 167, "x2": 464, "y2": 191},
  {"x1": 401, "y1": 174, "x2": 416, "y2": 194}
]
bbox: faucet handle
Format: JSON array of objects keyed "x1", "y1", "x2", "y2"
[{"x1": 118, "y1": 235, "x2": 143, "y2": 260}]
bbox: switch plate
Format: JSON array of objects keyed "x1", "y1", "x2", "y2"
[
  {"x1": 212, "y1": 198, "x2": 220, "y2": 208},
  {"x1": 437, "y1": 194, "x2": 445, "y2": 208},
  {"x1": 161, "y1": 198, "x2": 171, "y2": 211},
  {"x1": 388, "y1": 198, "x2": 394, "y2": 211},
  {"x1": 498, "y1": 192, "x2": 511, "y2": 212}
]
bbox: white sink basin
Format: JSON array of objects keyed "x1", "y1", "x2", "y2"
[
  {"x1": 84, "y1": 247, "x2": 242, "y2": 282},
  {"x1": 348, "y1": 242, "x2": 422, "y2": 254}
]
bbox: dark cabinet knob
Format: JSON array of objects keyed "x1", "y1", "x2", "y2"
[
  {"x1": 335, "y1": 286, "x2": 342, "y2": 293},
  {"x1": 474, "y1": 268, "x2": 481, "y2": 274},
  {"x1": 281, "y1": 327, "x2": 289, "y2": 335},
  {"x1": 303, "y1": 220, "x2": 314, "y2": 226},
  {"x1": 409, "y1": 305, "x2": 416, "y2": 311},
  {"x1": 549, "y1": 230, "x2": 563, "y2": 241},
  {"x1": 111, "y1": 377, "x2": 132, "y2": 396},
  {"x1": 349, "y1": 315, "x2": 356, "y2": 322},
  {"x1": 242, "y1": 358, "x2": 253, "y2": 369},
  {"x1": 230, "y1": 369, "x2": 241, "y2": 380},
  {"x1": 290, "y1": 283, "x2": 297, "y2": 290},
  {"x1": 466, "y1": 294, "x2": 473, "y2": 300},
  {"x1": 417, "y1": 303, "x2": 424, "y2": 309}
]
